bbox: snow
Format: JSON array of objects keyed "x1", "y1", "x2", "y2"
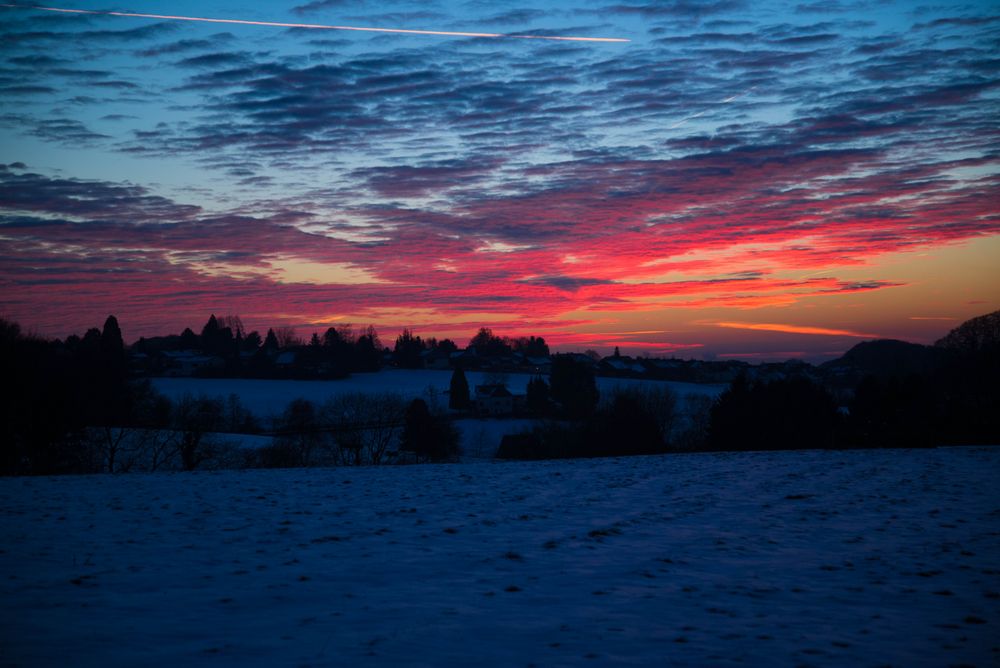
[
  {"x1": 2, "y1": 447, "x2": 998, "y2": 666},
  {"x1": 150, "y1": 370, "x2": 725, "y2": 420}
]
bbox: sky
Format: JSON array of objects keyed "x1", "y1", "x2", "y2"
[{"x1": 1, "y1": 0, "x2": 998, "y2": 361}]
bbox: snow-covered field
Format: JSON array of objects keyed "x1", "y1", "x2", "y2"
[
  {"x1": 2, "y1": 447, "x2": 997, "y2": 666},
  {"x1": 151, "y1": 370, "x2": 725, "y2": 420},
  {"x1": 149, "y1": 371, "x2": 725, "y2": 459}
]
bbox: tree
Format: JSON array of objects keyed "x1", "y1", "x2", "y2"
[
  {"x1": 526, "y1": 375, "x2": 550, "y2": 415},
  {"x1": 100, "y1": 315, "x2": 125, "y2": 360},
  {"x1": 401, "y1": 398, "x2": 458, "y2": 462},
  {"x1": 512, "y1": 336, "x2": 549, "y2": 357},
  {"x1": 620, "y1": 385, "x2": 677, "y2": 447},
  {"x1": 242, "y1": 330, "x2": 262, "y2": 352},
  {"x1": 180, "y1": 327, "x2": 198, "y2": 349},
  {"x1": 201, "y1": 314, "x2": 220, "y2": 348},
  {"x1": 709, "y1": 375, "x2": 839, "y2": 451},
  {"x1": 353, "y1": 327, "x2": 382, "y2": 372},
  {"x1": 584, "y1": 390, "x2": 665, "y2": 456},
  {"x1": 220, "y1": 315, "x2": 245, "y2": 339},
  {"x1": 272, "y1": 398, "x2": 323, "y2": 467},
  {"x1": 274, "y1": 326, "x2": 302, "y2": 349},
  {"x1": 469, "y1": 327, "x2": 510, "y2": 357},
  {"x1": 322, "y1": 392, "x2": 406, "y2": 465},
  {"x1": 434, "y1": 338, "x2": 458, "y2": 355},
  {"x1": 449, "y1": 367, "x2": 470, "y2": 410},
  {"x1": 173, "y1": 395, "x2": 224, "y2": 470},
  {"x1": 263, "y1": 328, "x2": 279, "y2": 353},
  {"x1": 394, "y1": 328, "x2": 425, "y2": 369},
  {"x1": 549, "y1": 355, "x2": 599, "y2": 419}
]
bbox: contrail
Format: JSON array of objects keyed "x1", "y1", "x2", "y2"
[
  {"x1": 669, "y1": 85, "x2": 757, "y2": 130},
  {"x1": 1, "y1": 4, "x2": 630, "y2": 43}
]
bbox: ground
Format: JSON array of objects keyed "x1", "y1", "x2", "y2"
[
  {"x1": 1, "y1": 447, "x2": 998, "y2": 666},
  {"x1": 150, "y1": 370, "x2": 725, "y2": 419}
]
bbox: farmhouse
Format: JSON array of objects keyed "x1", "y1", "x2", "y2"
[{"x1": 474, "y1": 384, "x2": 526, "y2": 417}]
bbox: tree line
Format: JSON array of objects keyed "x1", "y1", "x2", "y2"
[
  {"x1": 497, "y1": 315, "x2": 1000, "y2": 458},
  {"x1": 3, "y1": 309, "x2": 997, "y2": 473}
]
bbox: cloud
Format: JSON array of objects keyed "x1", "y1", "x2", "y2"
[
  {"x1": 2, "y1": 0, "x2": 998, "y2": 351},
  {"x1": 596, "y1": 2, "x2": 747, "y2": 19},
  {"x1": 712, "y1": 322, "x2": 878, "y2": 337},
  {"x1": 136, "y1": 33, "x2": 236, "y2": 57}
]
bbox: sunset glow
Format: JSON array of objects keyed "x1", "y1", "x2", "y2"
[{"x1": 1, "y1": 0, "x2": 997, "y2": 360}]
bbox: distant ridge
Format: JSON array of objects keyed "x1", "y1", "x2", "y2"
[
  {"x1": 821, "y1": 338, "x2": 943, "y2": 378},
  {"x1": 821, "y1": 308, "x2": 999, "y2": 379},
  {"x1": 935, "y1": 309, "x2": 1000, "y2": 352}
]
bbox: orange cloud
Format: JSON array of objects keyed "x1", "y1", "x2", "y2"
[{"x1": 712, "y1": 322, "x2": 878, "y2": 337}]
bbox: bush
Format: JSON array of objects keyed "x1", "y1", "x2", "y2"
[
  {"x1": 709, "y1": 374, "x2": 840, "y2": 451},
  {"x1": 400, "y1": 398, "x2": 459, "y2": 462}
]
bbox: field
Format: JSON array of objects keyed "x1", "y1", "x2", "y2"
[
  {"x1": 150, "y1": 369, "x2": 726, "y2": 419},
  {"x1": 150, "y1": 370, "x2": 727, "y2": 459},
  {"x1": 2, "y1": 446, "x2": 998, "y2": 666}
]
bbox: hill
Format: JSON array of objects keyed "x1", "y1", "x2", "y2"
[
  {"x1": 935, "y1": 309, "x2": 1000, "y2": 352},
  {"x1": 821, "y1": 338, "x2": 944, "y2": 379}
]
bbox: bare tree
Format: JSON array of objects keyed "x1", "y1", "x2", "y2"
[
  {"x1": 273, "y1": 326, "x2": 302, "y2": 348},
  {"x1": 275, "y1": 398, "x2": 323, "y2": 466},
  {"x1": 322, "y1": 392, "x2": 406, "y2": 465},
  {"x1": 220, "y1": 315, "x2": 245, "y2": 339},
  {"x1": 93, "y1": 426, "x2": 138, "y2": 473},
  {"x1": 606, "y1": 384, "x2": 678, "y2": 445},
  {"x1": 173, "y1": 394, "x2": 224, "y2": 470}
]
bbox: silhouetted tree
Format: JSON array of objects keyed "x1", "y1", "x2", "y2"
[
  {"x1": 242, "y1": 330, "x2": 262, "y2": 352},
  {"x1": 263, "y1": 328, "x2": 279, "y2": 353},
  {"x1": 434, "y1": 338, "x2": 458, "y2": 355},
  {"x1": 401, "y1": 398, "x2": 458, "y2": 462},
  {"x1": 220, "y1": 315, "x2": 245, "y2": 339},
  {"x1": 274, "y1": 326, "x2": 301, "y2": 349},
  {"x1": 322, "y1": 392, "x2": 406, "y2": 465},
  {"x1": 512, "y1": 335, "x2": 549, "y2": 357},
  {"x1": 180, "y1": 327, "x2": 198, "y2": 349},
  {"x1": 449, "y1": 367, "x2": 470, "y2": 410},
  {"x1": 271, "y1": 398, "x2": 323, "y2": 467},
  {"x1": 1, "y1": 320, "x2": 86, "y2": 474},
  {"x1": 100, "y1": 315, "x2": 124, "y2": 360},
  {"x1": 549, "y1": 355, "x2": 599, "y2": 419},
  {"x1": 173, "y1": 395, "x2": 224, "y2": 470},
  {"x1": 198, "y1": 314, "x2": 238, "y2": 359},
  {"x1": 394, "y1": 328, "x2": 425, "y2": 368},
  {"x1": 353, "y1": 326, "x2": 382, "y2": 372},
  {"x1": 201, "y1": 314, "x2": 219, "y2": 346},
  {"x1": 848, "y1": 374, "x2": 938, "y2": 448},
  {"x1": 469, "y1": 327, "x2": 510, "y2": 357},
  {"x1": 709, "y1": 375, "x2": 839, "y2": 451},
  {"x1": 526, "y1": 375, "x2": 550, "y2": 415},
  {"x1": 583, "y1": 389, "x2": 665, "y2": 456}
]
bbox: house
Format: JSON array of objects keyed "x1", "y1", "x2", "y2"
[
  {"x1": 601, "y1": 356, "x2": 647, "y2": 376},
  {"x1": 160, "y1": 350, "x2": 225, "y2": 376},
  {"x1": 474, "y1": 384, "x2": 526, "y2": 417},
  {"x1": 275, "y1": 350, "x2": 297, "y2": 368},
  {"x1": 422, "y1": 349, "x2": 452, "y2": 370},
  {"x1": 524, "y1": 356, "x2": 552, "y2": 374}
]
